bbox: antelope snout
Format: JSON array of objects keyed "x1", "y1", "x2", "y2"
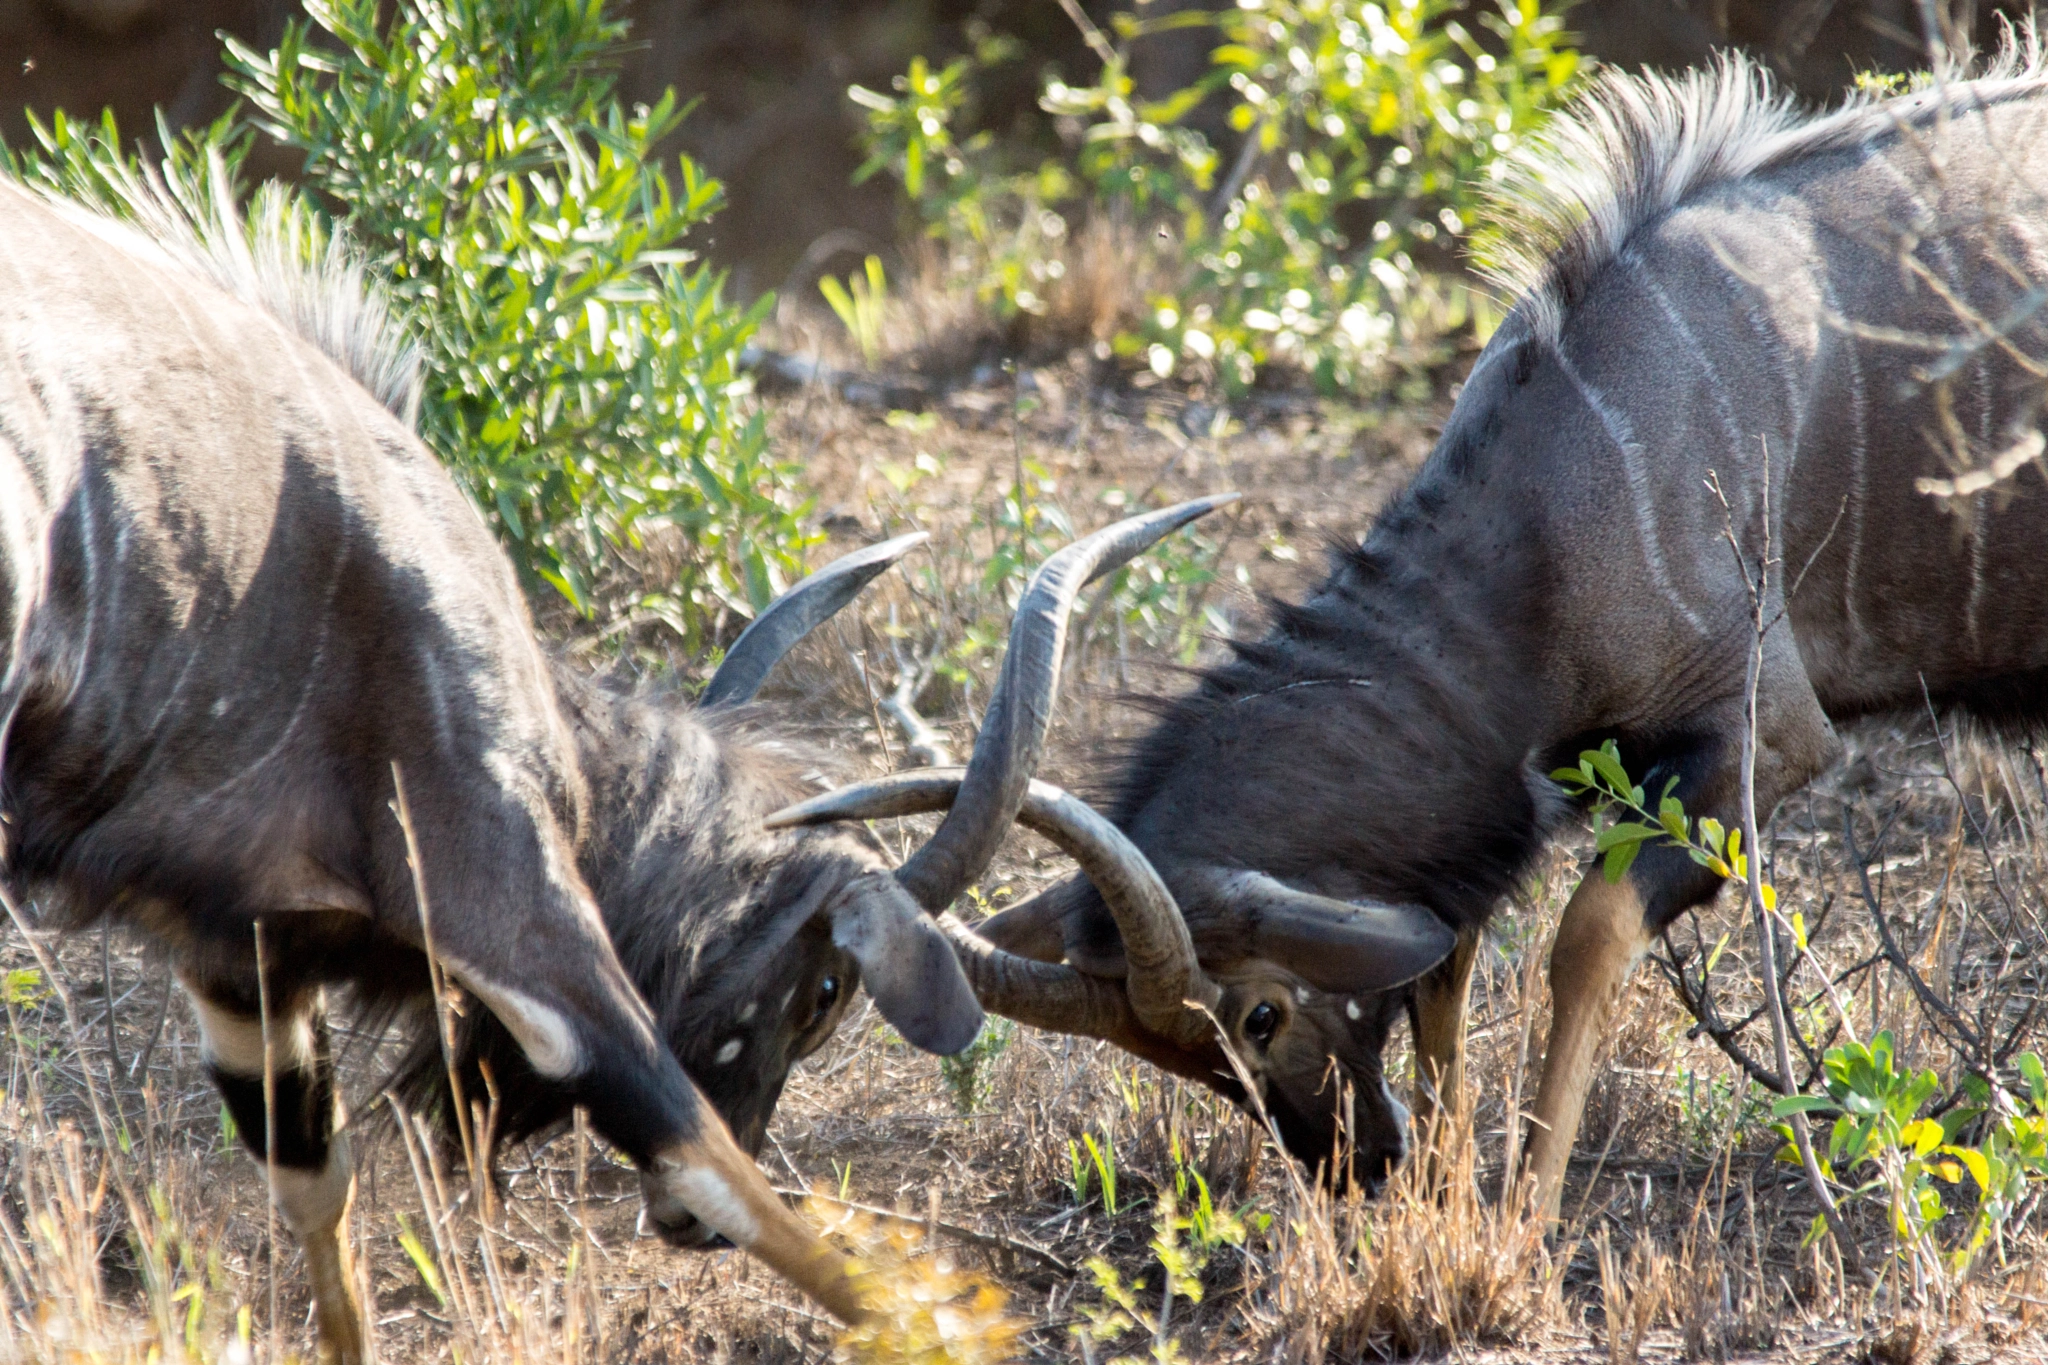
[{"x1": 636, "y1": 1202, "x2": 735, "y2": 1250}]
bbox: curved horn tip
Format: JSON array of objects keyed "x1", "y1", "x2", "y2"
[
  {"x1": 701, "y1": 531, "x2": 930, "y2": 707},
  {"x1": 763, "y1": 769, "x2": 967, "y2": 831},
  {"x1": 839, "y1": 528, "x2": 931, "y2": 567}
]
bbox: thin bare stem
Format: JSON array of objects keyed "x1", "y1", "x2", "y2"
[
  {"x1": 253, "y1": 919, "x2": 281, "y2": 1362},
  {"x1": 390, "y1": 761, "x2": 482, "y2": 1212},
  {"x1": 1715, "y1": 447, "x2": 1862, "y2": 1275}
]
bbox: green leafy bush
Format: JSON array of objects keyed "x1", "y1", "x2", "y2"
[
  {"x1": 852, "y1": 0, "x2": 1581, "y2": 393},
  {"x1": 1774, "y1": 1036, "x2": 2048, "y2": 1281},
  {"x1": 225, "y1": 0, "x2": 810, "y2": 631}
]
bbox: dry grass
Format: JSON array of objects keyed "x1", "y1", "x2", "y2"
[
  {"x1": 1259, "y1": 1096, "x2": 1564, "y2": 1361},
  {"x1": 8, "y1": 382, "x2": 2048, "y2": 1363}
]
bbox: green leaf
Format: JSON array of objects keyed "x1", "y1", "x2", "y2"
[
  {"x1": 2, "y1": 968, "x2": 47, "y2": 1005},
  {"x1": 1773, "y1": 1094, "x2": 1838, "y2": 1118},
  {"x1": 1603, "y1": 838, "x2": 1640, "y2": 883},
  {"x1": 1900, "y1": 1117, "x2": 1942, "y2": 1156},
  {"x1": 395, "y1": 1213, "x2": 448, "y2": 1307},
  {"x1": 1586, "y1": 742, "x2": 1632, "y2": 794},
  {"x1": 1593, "y1": 820, "x2": 1661, "y2": 853},
  {"x1": 2020, "y1": 1053, "x2": 2048, "y2": 1110},
  {"x1": 1703, "y1": 931, "x2": 1730, "y2": 974},
  {"x1": 1944, "y1": 1144, "x2": 1992, "y2": 1191}
]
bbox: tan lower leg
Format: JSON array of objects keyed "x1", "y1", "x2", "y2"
[
  {"x1": 302, "y1": 1218, "x2": 365, "y2": 1365},
  {"x1": 644, "y1": 1117, "x2": 868, "y2": 1325},
  {"x1": 1412, "y1": 928, "x2": 1480, "y2": 1133},
  {"x1": 1523, "y1": 872, "x2": 1651, "y2": 1224},
  {"x1": 271, "y1": 1137, "x2": 365, "y2": 1365}
]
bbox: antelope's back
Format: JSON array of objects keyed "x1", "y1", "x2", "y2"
[
  {"x1": 1765, "y1": 87, "x2": 2048, "y2": 713},
  {"x1": 1503, "y1": 75, "x2": 2048, "y2": 726},
  {"x1": 0, "y1": 181, "x2": 581, "y2": 933}
]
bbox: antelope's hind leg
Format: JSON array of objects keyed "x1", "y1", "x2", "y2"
[{"x1": 184, "y1": 974, "x2": 366, "y2": 1365}]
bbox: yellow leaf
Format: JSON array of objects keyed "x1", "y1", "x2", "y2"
[{"x1": 1945, "y1": 1144, "x2": 1992, "y2": 1191}]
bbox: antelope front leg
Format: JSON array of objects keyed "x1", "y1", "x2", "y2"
[
  {"x1": 1411, "y1": 927, "x2": 1480, "y2": 1132},
  {"x1": 184, "y1": 977, "x2": 367, "y2": 1365},
  {"x1": 1522, "y1": 871, "x2": 1651, "y2": 1224}
]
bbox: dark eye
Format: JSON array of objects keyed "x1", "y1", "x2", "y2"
[
  {"x1": 810, "y1": 975, "x2": 841, "y2": 1027},
  {"x1": 1244, "y1": 1001, "x2": 1281, "y2": 1046}
]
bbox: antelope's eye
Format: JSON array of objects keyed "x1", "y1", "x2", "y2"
[
  {"x1": 810, "y1": 975, "x2": 841, "y2": 1026},
  {"x1": 1244, "y1": 1001, "x2": 1281, "y2": 1046}
]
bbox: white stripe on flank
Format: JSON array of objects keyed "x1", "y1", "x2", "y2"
[
  {"x1": 1818, "y1": 276, "x2": 1868, "y2": 644},
  {"x1": 1967, "y1": 497, "x2": 1990, "y2": 650},
  {"x1": 1554, "y1": 347, "x2": 1709, "y2": 634},
  {"x1": 1740, "y1": 298, "x2": 1805, "y2": 478},
  {"x1": 1625, "y1": 248, "x2": 1747, "y2": 455}
]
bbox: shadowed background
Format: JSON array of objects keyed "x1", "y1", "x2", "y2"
[{"x1": 4, "y1": 0, "x2": 2034, "y2": 296}]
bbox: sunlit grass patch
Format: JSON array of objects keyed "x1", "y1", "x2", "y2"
[{"x1": 809, "y1": 1197, "x2": 1023, "y2": 1365}]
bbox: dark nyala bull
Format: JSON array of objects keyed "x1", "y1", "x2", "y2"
[
  {"x1": 403, "y1": 500, "x2": 1234, "y2": 1217},
  {"x1": 786, "y1": 44, "x2": 2048, "y2": 1213},
  {"x1": 0, "y1": 162, "x2": 995, "y2": 1358}
]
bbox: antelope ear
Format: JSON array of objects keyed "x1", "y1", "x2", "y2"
[
  {"x1": 1190, "y1": 869, "x2": 1455, "y2": 994},
  {"x1": 829, "y1": 872, "x2": 985, "y2": 1055}
]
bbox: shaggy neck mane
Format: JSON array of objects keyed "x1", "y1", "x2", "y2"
[
  {"x1": 1109, "y1": 527, "x2": 1553, "y2": 928},
  {"x1": 1482, "y1": 27, "x2": 2048, "y2": 345},
  {"x1": 554, "y1": 672, "x2": 853, "y2": 1012}
]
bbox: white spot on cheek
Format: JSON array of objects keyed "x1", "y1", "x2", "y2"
[
  {"x1": 668, "y1": 1167, "x2": 759, "y2": 1245},
  {"x1": 1295, "y1": 988, "x2": 1311, "y2": 1006},
  {"x1": 714, "y1": 1038, "x2": 743, "y2": 1065},
  {"x1": 1345, "y1": 999, "x2": 1362, "y2": 1022},
  {"x1": 736, "y1": 1000, "x2": 757, "y2": 1023}
]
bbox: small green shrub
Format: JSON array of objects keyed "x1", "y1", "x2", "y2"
[
  {"x1": 938, "y1": 1016, "x2": 1014, "y2": 1115},
  {"x1": 226, "y1": 0, "x2": 812, "y2": 631},
  {"x1": 852, "y1": 0, "x2": 1582, "y2": 393},
  {"x1": 1773, "y1": 1039, "x2": 2048, "y2": 1283}
]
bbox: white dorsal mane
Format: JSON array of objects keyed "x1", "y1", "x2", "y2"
[
  {"x1": 12, "y1": 150, "x2": 420, "y2": 423},
  {"x1": 1480, "y1": 27, "x2": 2048, "y2": 345}
]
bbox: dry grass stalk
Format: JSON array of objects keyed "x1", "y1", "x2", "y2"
[
  {"x1": 1596, "y1": 1226, "x2": 1668, "y2": 1365},
  {"x1": 1263, "y1": 1091, "x2": 1563, "y2": 1360}
]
